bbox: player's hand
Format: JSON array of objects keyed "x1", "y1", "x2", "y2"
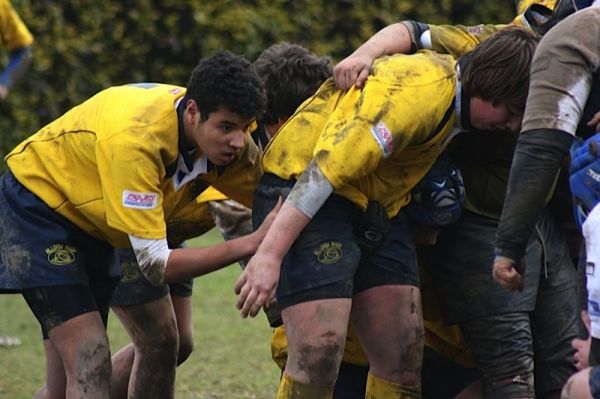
[
  {"x1": 573, "y1": 310, "x2": 592, "y2": 370},
  {"x1": 333, "y1": 53, "x2": 373, "y2": 90},
  {"x1": 234, "y1": 250, "x2": 281, "y2": 318},
  {"x1": 492, "y1": 256, "x2": 524, "y2": 292}
]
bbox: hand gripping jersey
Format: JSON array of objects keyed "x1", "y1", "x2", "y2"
[
  {"x1": 6, "y1": 83, "x2": 261, "y2": 248},
  {"x1": 263, "y1": 51, "x2": 457, "y2": 217}
]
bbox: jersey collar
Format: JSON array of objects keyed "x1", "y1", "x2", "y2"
[{"x1": 172, "y1": 97, "x2": 210, "y2": 191}]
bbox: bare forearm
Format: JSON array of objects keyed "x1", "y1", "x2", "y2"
[
  {"x1": 164, "y1": 234, "x2": 259, "y2": 283},
  {"x1": 255, "y1": 203, "x2": 310, "y2": 262},
  {"x1": 352, "y1": 22, "x2": 412, "y2": 59}
]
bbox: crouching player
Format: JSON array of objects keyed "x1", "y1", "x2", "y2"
[
  {"x1": 109, "y1": 42, "x2": 333, "y2": 399},
  {"x1": 0, "y1": 51, "x2": 268, "y2": 399},
  {"x1": 269, "y1": 154, "x2": 480, "y2": 398}
]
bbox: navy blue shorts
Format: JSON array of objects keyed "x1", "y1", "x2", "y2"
[
  {"x1": 0, "y1": 172, "x2": 119, "y2": 291},
  {"x1": 252, "y1": 174, "x2": 418, "y2": 309},
  {"x1": 110, "y1": 249, "x2": 193, "y2": 307},
  {"x1": 22, "y1": 281, "x2": 117, "y2": 339},
  {"x1": 0, "y1": 172, "x2": 119, "y2": 335}
]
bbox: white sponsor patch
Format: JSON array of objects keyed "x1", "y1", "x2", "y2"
[
  {"x1": 370, "y1": 121, "x2": 394, "y2": 158},
  {"x1": 467, "y1": 24, "x2": 485, "y2": 35},
  {"x1": 122, "y1": 190, "x2": 159, "y2": 209}
]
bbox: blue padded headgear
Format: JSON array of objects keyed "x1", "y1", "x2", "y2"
[
  {"x1": 404, "y1": 154, "x2": 465, "y2": 227},
  {"x1": 570, "y1": 132, "x2": 600, "y2": 229}
]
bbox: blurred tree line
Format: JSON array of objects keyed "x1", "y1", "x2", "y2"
[{"x1": 0, "y1": 0, "x2": 515, "y2": 158}]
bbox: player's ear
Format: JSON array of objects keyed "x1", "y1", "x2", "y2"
[{"x1": 185, "y1": 99, "x2": 201, "y2": 125}]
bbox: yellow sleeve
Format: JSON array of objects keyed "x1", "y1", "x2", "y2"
[
  {"x1": 196, "y1": 186, "x2": 228, "y2": 204},
  {"x1": 0, "y1": 0, "x2": 33, "y2": 50},
  {"x1": 429, "y1": 24, "x2": 507, "y2": 58},
  {"x1": 96, "y1": 131, "x2": 167, "y2": 240},
  {"x1": 210, "y1": 134, "x2": 262, "y2": 208}
]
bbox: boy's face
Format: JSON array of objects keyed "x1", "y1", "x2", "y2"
[
  {"x1": 185, "y1": 102, "x2": 254, "y2": 165},
  {"x1": 469, "y1": 97, "x2": 523, "y2": 133}
]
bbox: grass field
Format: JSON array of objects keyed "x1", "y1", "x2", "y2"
[{"x1": 0, "y1": 229, "x2": 280, "y2": 399}]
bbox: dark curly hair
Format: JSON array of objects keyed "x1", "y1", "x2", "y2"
[
  {"x1": 253, "y1": 42, "x2": 332, "y2": 125},
  {"x1": 186, "y1": 50, "x2": 266, "y2": 121},
  {"x1": 458, "y1": 26, "x2": 540, "y2": 116}
]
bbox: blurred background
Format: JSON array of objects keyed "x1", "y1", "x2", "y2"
[{"x1": 0, "y1": 0, "x2": 515, "y2": 162}]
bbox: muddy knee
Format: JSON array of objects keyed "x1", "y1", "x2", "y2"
[
  {"x1": 294, "y1": 339, "x2": 344, "y2": 386},
  {"x1": 137, "y1": 327, "x2": 179, "y2": 365}
]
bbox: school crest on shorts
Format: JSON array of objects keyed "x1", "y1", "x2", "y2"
[
  {"x1": 313, "y1": 241, "x2": 342, "y2": 264},
  {"x1": 120, "y1": 259, "x2": 141, "y2": 282},
  {"x1": 45, "y1": 244, "x2": 77, "y2": 266}
]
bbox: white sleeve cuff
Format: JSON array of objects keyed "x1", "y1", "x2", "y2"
[
  {"x1": 128, "y1": 235, "x2": 172, "y2": 286},
  {"x1": 420, "y1": 30, "x2": 432, "y2": 50},
  {"x1": 286, "y1": 162, "x2": 334, "y2": 219}
]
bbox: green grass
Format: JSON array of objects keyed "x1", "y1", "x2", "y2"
[{"x1": 0, "y1": 229, "x2": 279, "y2": 399}]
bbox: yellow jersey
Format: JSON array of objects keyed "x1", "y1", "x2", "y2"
[
  {"x1": 6, "y1": 83, "x2": 261, "y2": 248},
  {"x1": 263, "y1": 51, "x2": 457, "y2": 216},
  {"x1": 429, "y1": 24, "x2": 506, "y2": 58}
]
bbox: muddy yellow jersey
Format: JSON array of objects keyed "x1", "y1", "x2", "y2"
[
  {"x1": 429, "y1": 24, "x2": 505, "y2": 58},
  {"x1": 6, "y1": 83, "x2": 261, "y2": 248},
  {"x1": 263, "y1": 52, "x2": 457, "y2": 216},
  {"x1": 0, "y1": 0, "x2": 32, "y2": 50}
]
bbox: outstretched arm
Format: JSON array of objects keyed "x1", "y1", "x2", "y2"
[{"x1": 130, "y1": 198, "x2": 282, "y2": 285}]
